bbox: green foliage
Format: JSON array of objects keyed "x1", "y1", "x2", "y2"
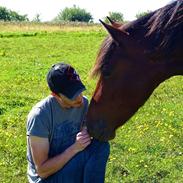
[
  {"x1": 0, "y1": 7, "x2": 10, "y2": 21},
  {"x1": 135, "y1": 10, "x2": 152, "y2": 19},
  {"x1": 0, "y1": 23, "x2": 182, "y2": 183},
  {"x1": 32, "y1": 14, "x2": 41, "y2": 22},
  {"x1": 105, "y1": 12, "x2": 124, "y2": 23},
  {"x1": 0, "y1": 6, "x2": 28, "y2": 21},
  {"x1": 54, "y1": 5, "x2": 93, "y2": 23}
]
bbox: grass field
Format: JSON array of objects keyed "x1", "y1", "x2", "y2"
[{"x1": 0, "y1": 22, "x2": 182, "y2": 183}]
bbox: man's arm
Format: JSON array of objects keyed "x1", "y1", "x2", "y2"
[{"x1": 29, "y1": 128, "x2": 91, "y2": 179}]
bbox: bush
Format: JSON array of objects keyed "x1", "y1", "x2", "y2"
[
  {"x1": 135, "y1": 10, "x2": 152, "y2": 19},
  {"x1": 0, "y1": 6, "x2": 28, "y2": 21},
  {"x1": 105, "y1": 12, "x2": 124, "y2": 23},
  {"x1": 54, "y1": 5, "x2": 93, "y2": 23}
]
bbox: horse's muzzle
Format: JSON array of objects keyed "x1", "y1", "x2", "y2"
[{"x1": 86, "y1": 119, "x2": 115, "y2": 141}]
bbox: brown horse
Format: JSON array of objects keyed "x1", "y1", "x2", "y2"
[{"x1": 85, "y1": 0, "x2": 183, "y2": 141}]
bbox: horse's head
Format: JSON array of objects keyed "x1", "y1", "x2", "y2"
[{"x1": 85, "y1": 1, "x2": 183, "y2": 141}]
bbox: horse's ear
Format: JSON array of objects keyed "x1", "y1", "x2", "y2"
[
  {"x1": 107, "y1": 16, "x2": 122, "y2": 28},
  {"x1": 99, "y1": 19, "x2": 129, "y2": 46}
]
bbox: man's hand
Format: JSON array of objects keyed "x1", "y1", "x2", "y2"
[
  {"x1": 29, "y1": 129, "x2": 92, "y2": 179},
  {"x1": 72, "y1": 128, "x2": 92, "y2": 152}
]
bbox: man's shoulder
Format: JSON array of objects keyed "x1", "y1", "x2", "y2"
[
  {"x1": 28, "y1": 96, "x2": 52, "y2": 119},
  {"x1": 26, "y1": 96, "x2": 52, "y2": 138},
  {"x1": 34, "y1": 95, "x2": 52, "y2": 108}
]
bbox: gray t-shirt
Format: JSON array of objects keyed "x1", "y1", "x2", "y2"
[{"x1": 26, "y1": 95, "x2": 88, "y2": 183}]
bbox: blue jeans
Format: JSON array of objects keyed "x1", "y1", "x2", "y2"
[{"x1": 43, "y1": 139, "x2": 110, "y2": 183}]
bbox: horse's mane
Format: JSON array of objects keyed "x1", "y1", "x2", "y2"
[
  {"x1": 91, "y1": 0, "x2": 183, "y2": 78},
  {"x1": 147, "y1": 0, "x2": 182, "y2": 35},
  {"x1": 90, "y1": 36, "x2": 115, "y2": 78}
]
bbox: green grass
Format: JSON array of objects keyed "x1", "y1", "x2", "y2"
[{"x1": 0, "y1": 23, "x2": 182, "y2": 183}]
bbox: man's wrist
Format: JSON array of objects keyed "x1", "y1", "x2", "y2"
[{"x1": 67, "y1": 143, "x2": 80, "y2": 155}]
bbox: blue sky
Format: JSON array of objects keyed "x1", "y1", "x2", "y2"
[{"x1": 0, "y1": 0, "x2": 171, "y2": 22}]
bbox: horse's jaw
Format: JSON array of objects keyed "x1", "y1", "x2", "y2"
[{"x1": 86, "y1": 118, "x2": 116, "y2": 141}]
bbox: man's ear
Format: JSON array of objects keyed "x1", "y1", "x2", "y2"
[{"x1": 51, "y1": 92, "x2": 60, "y2": 99}]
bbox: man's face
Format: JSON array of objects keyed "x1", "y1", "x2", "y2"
[{"x1": 58, "y1": 93, "x2": 84, "y2": 108}]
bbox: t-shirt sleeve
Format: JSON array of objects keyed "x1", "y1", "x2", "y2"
[{"x1": 26, "y1": 107, "x2": 49, "y2": 138}]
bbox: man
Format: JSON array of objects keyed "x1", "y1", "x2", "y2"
[{"x1": 26, "y1": 62, "x2": 110, "y2": 183}]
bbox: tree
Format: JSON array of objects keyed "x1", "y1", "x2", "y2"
[
  {"x1": 54, "y1": 5, "x2": 93, "y2": 23},
  {"x1": 32, "y1": 14, "x2": 41, "y2": 22},
  {"x1": 9, "y1": 10, "x2": 28, "y2": 21},
  {"x1": 0, "y1": 7, "x2": 11, "y2": 21},
  {"x1": 105, "y1": 12, "x2": 124, "y2": 23},
  {"x1": 0, "y1": 6, "x2": 28, "y2": 21},
  {"x1": 135, "y1": 10, "x2": 152, "y2": 19}
]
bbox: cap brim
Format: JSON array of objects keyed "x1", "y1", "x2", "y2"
[
  {"x1": 70, "y1": 87, "x2": 86, "y2": 100},
  {"x1": 63, "y1": 82, "x2": 86, "y2": 100}
]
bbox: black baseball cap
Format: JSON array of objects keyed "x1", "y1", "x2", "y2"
[{"x1": 47, "y1": 63, "x2": 86, "y2": 100}]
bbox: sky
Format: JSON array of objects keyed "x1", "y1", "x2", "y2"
[{"x1": 0, "y1": 0, "x2": 172, "y2": 22}]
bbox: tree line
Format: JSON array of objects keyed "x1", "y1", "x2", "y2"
[{"x1": 0, "y1": 5, "x2": 151, "y2": 23}]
